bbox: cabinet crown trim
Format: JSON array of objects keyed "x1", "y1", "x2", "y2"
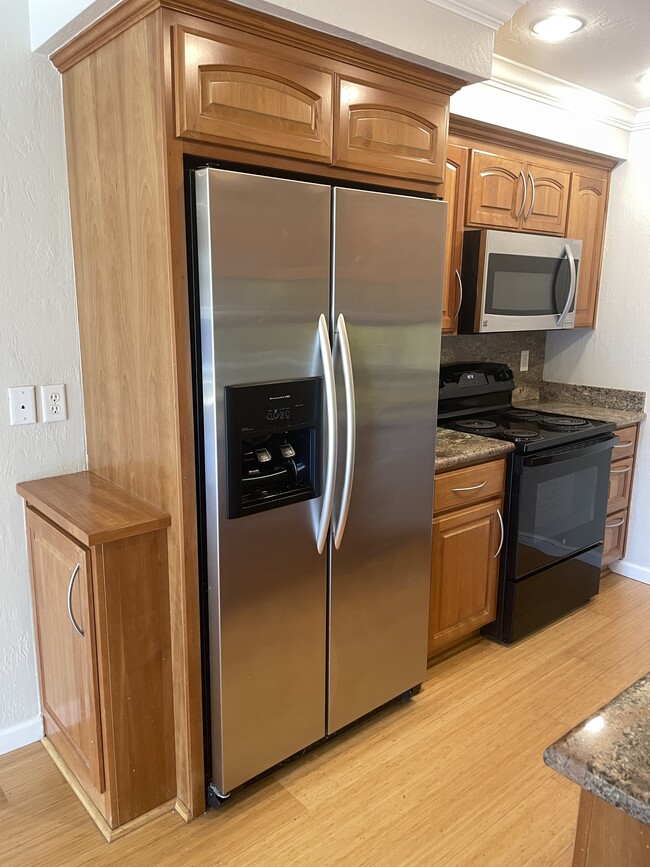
[{"x1": 17, "y1": 472, "x2": 171, "y2": 547}]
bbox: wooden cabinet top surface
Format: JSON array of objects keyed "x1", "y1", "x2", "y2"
[{"x1": 17, "y1": 472, "x2": 170, "y2": 547}]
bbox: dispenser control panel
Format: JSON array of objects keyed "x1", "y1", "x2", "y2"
[{"x1": 224, "y1": 378, "x2": 321, "y2": 518}]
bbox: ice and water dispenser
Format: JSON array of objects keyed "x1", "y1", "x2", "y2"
[{"x1": 224, "y1": 378, "x2": 321, "y2": 518}]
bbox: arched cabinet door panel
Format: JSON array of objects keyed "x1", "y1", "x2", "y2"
[
  {"x1": 567, "y1": 173, "x2": 608, "y2": 328},
  {"x1": 466, "y1": 150, "x2": 526, "y2": 229}
]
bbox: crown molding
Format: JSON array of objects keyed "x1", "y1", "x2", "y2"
[
  {"x1": 489, "y1": 54, "x2": 650, "y2": 133},
  {"x1": 423, "y1": 0, "x2": 523, "y2": 32}
]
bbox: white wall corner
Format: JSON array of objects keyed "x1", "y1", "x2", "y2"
[
  {"x1": 634, "y1": 107, "x2": 650, "y2": 132},
  {"x1": 423, "y1": 0, "x2": 525, "y2": 32},
  {"x1": 610, "y1": 559, "x2": 650, "y2": 586},
  {"x1": 30, "y1": 0, "x2": 122, "y2": 54},
  {"x1": 0, "y1": 715, "x2": 44, "y2": 757}
]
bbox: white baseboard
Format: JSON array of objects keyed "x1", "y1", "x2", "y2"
[
  {"x1": 610, "y1": 559, "x2": 650, "y2": 586},
  {"x1": 0, "y1": 715, "x2": 44, "y2": 756}
]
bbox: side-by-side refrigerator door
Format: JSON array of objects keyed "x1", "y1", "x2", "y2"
[
  {"x1": 328, "y1": 187, "x2": 446, "y2": 734},
  {"x1": 195, "y1": 168, "x2": 332, "y2": 794}
]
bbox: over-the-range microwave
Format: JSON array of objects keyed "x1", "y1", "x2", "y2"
[{"x1": 457, "y1": 230, "x2": 582, "y2": 333}]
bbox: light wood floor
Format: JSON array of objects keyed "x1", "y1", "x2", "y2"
[{"x1": 2, "y1": 571, "x2": 650, "y2": 866}]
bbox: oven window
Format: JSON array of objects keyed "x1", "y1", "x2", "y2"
[
  {"x1": 485, "y1": 254, "x2": 573, "y2": 316},
  {"x1": 533, "y1": 467, "x2": 597, "y2": 546}
]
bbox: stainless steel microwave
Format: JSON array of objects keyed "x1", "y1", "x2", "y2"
[{"x1": 458, "y1": 230, "x2": 582, "y2": 333}]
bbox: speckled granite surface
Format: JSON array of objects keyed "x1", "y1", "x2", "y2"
[
  {"x1": 544, "y1": 673, "x2": 650, "y2": 827},
  {"x1": 518, "y1": 400, "x2": 646, "y2": 430},
  {"x1": 435, "y1": 428, "x2": 514, "y2": 473},
  {"x1": 541, "y1": 381, "x2": 646, "y2": 413}
]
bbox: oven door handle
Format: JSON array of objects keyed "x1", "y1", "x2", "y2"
[{"x1": 523, "y1": 435, "x2": 614, "y2": 468}]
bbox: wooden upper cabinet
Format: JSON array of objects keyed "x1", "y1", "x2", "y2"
[
  {"x1": 173, "y1": 25, "x2": 334, "y2": 162},
  {"x1": 26, "y1": 508, "x2": 104, "y2": 794},
  {"x1": 466, "y1": 150, "x2": 526, "y2": 229},
  {"x1": 567, "y1": 173, "x2": 608, "y2": 328},
  {"x1": 467, "y1": 151, "x2": 569, "y2": 234},
  {"x1": 522, "y1": 162, "x2": 570, "y2": 234},
  {"x1": 442, "y1": 145, "x2": 468, "y2": 334},
  {"x1": 336, "y1": 76, "x2": 448, "y2": 182}
]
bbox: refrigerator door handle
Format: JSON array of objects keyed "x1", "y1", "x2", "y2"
[
  {"x1": 334, "y1": 313, "x2": 356, "y2": 550},
  {"x1": 316, "y1": 314, "x2": 338, "y2": 554}
]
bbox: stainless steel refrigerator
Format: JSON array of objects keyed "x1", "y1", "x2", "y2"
[{"x1": 194, "y1": 167, "x2": 445, "y2": 798}]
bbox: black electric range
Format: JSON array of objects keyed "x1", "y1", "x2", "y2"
[{"x1": 437, "y1": 362, "x2": 617, "y2": 643}]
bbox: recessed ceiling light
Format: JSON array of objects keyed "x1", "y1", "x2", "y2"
[{"x1": 532, "y1": 15, "x2": 584, "y2": 41}]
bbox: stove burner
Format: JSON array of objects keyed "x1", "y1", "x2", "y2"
[
  {"x1": 539, "y1": 415, "x2": 589, "y2": 429},
  {"x1": 501, "y1": 429, "x2": 539, "y2": 442},
  {"x1": 505, "y1": 408, "x2": 540, "y2": 421},
  {"x1": 456, "y1": 419, "x2": 501, "y2": 432}
]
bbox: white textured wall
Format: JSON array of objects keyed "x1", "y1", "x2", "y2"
[
  {"x1": 545, "y1": 128, "x2": 650, "y2": 579},
  {"x1": 29, "y1": 0, "x2": 496, "y2": 81},
  {"x1": 0, "y1": 1, "x2": 86, "y2": 749}
]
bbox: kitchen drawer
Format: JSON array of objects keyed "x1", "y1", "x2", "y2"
[
  {"x1": 434, "y1": 458, "x2": 505, "y2": 514},
  {"x1": 602, "y1": 510, "x2": 628, "y2": 567},
  {"x1": 173, "y1": 24, "x2": 334, "y2": 162},
  {"x1": 611, "y1": 424, "x2": 637, "y2": 462},
  {"x1": 607, "y1": 457, "x2": 634, "y2": 515}
]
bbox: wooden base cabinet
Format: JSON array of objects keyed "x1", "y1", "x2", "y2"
[
  {"x1": 602, "y1": 424, "x2": 639, "y2": 568},
  {"x1": 428, "y1": 458, "x2": 506, "y2": 657},
  {"x1": 18, "y1": 472, "x2": 175, "y2": 841}
]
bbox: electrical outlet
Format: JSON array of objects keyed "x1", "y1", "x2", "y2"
[
  {"x1": 40, "y1": 384, "x2": 67, "y2": 423},
  {"x1": 520, "y1": 350, "x2": 530, "y2": 373},
  {"x1": 8, "y1": 386, "x2": 37, "y2": 425}
]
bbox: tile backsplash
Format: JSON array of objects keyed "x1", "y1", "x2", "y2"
[{"x1": 440, "y1": 332, "x2": 545, "y2": 401}]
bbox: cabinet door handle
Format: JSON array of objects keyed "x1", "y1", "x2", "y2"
[
  {"x1": 515, "y1": 171, "x2": 527, "y2": 221},
  {"x1": 66, "y1": 563, "x2": 84, "y2": 638},
  {"x1": 613, "y1": 441, "x2": 633, "y2": 449},
  {"x1": 523, "y1": 172, "x2": 535, "y2": 222},
  {"x1": 606, "y1": 518, "x2": 625, "y2": 529},
  {"x1": 452, "y1": 480, "x2": 487, "y2": 493},
  {"x1": 494, "y1": 508, "x2": 504, "y2": 559},
  {"x1": 454, "y1": 269, "x2": 463, "y2": 321},
  {"x1": 610, "y1": 466, "x2": 632, "y2": 474}
]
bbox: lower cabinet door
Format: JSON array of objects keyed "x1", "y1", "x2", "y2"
[
  {"x1": 429, "y1": 499, "x2": 502, "y2": 655},
  {"x1": 26, "y1": 509, "x2": 105, "y2": 793}
]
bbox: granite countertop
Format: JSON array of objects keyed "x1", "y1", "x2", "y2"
[
  {"x1": 435, "y1": 428, "x2": 514, "y2": 473},
  {"x1": 519, "y1": 400, "x2": 646, "y2": 430},
  {"x1": 544, "y1": 673, "x2": 650, "y2": 826}
]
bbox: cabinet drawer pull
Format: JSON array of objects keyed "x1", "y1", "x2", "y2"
[
  {"x1": 606, "y1": 518, "x2": 625, "y2": 529},
  {"x1": 494, "y1": 508, "x2": 504, "y2": 559},
  {"x1": 611, "y1": 466, "x2": 632, "y2": 474},
  {"x1": 66, "y1": 564, "x2": 84, "y2": 638},
  {"x1": 613, "y1": 441, "x2": 633, "y2": 448},
  {"x1": 452, "y1": 480, "x2": 488, "y2": 493}
]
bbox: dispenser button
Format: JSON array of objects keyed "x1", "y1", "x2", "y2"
[
  {"x1": 280, "y1": 443, "x2": 296, "y2": 459},
  {"x1": 255, "y1": 448, "x2": 272, "y2": 463}
]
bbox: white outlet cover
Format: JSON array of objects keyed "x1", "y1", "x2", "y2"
[
  {"x1": 40, "y1": 384, "x2": 67, "y2": 423},
  {"x1": 8, "y1": 386, "x2": 37, "y2": 425}
]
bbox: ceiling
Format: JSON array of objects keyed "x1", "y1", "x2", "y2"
[{"x1": 494, "y1": 0, "x2": 650, "y2": 109}]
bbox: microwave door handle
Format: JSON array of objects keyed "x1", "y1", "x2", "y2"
[
  {"x1": 557, "y1": 244, "x2": 577, "y2": 326},
  {"x1": 316, "y1": 314, "x2": 337, "y2": 554},
  {"x1": 515, "y1": 171, "x2": 527, "y2": 221},
  {"x1": 333, "y1": 313, "x2": 356, "y2": 550}
]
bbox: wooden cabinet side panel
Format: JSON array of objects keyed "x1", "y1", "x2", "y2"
[
  {"x1": 573, "y1": 788, "x2": 650, "y2": 866},
  {"x1": 25, "y1": 510, "x2": 105, "y2": 795},
  {"x1": 93, "y1": 531, "x2": 175, "y2": 826},
  {"x1": 62, "y1": 12, "x2": 202, "y2": 815},
  {"x1": 567, "y1": 173, "x2": 609, "y2": 328},
  {"x1": 442, "y1": 145, "x2": 468, "y2": 334}
]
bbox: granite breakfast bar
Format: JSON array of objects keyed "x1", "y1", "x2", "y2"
[{"x1": 545, "y1": 673, "x2": 650, "y2": 866}]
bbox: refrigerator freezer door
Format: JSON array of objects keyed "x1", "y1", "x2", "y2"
[
  {"x1": 195, "y1": 168, "x2": 331, "y2": 793},
  {"x1": 329, "y1": 187, "x2": 445, "y2": 733}
]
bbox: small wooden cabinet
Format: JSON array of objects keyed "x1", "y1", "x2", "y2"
[
  {"x1": 602, "y1": 424, "x2": 639, "y2": 567},
  {"x1": 441, "y1": 144, "x2": 468, "y2": 334},
  {"x1": 567, "y1": 173, "x2": 609, "y2": 328},
  {"x1": 466, "y1": 150, "x2": 570, "y2": 235},
  {"x1": 428, "y1": 458, "x2": 506, "y2": 656},
  {"x1": 19, "y1": 472, "x2": 175, "y2": 841}
]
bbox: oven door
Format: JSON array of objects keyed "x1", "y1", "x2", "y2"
[
  {"x1": 478, "y1": 232, "x2": 581, "y2": 333},
  {"x1": 512, "y1": 436, "x2": 614, "y2": 580}
]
